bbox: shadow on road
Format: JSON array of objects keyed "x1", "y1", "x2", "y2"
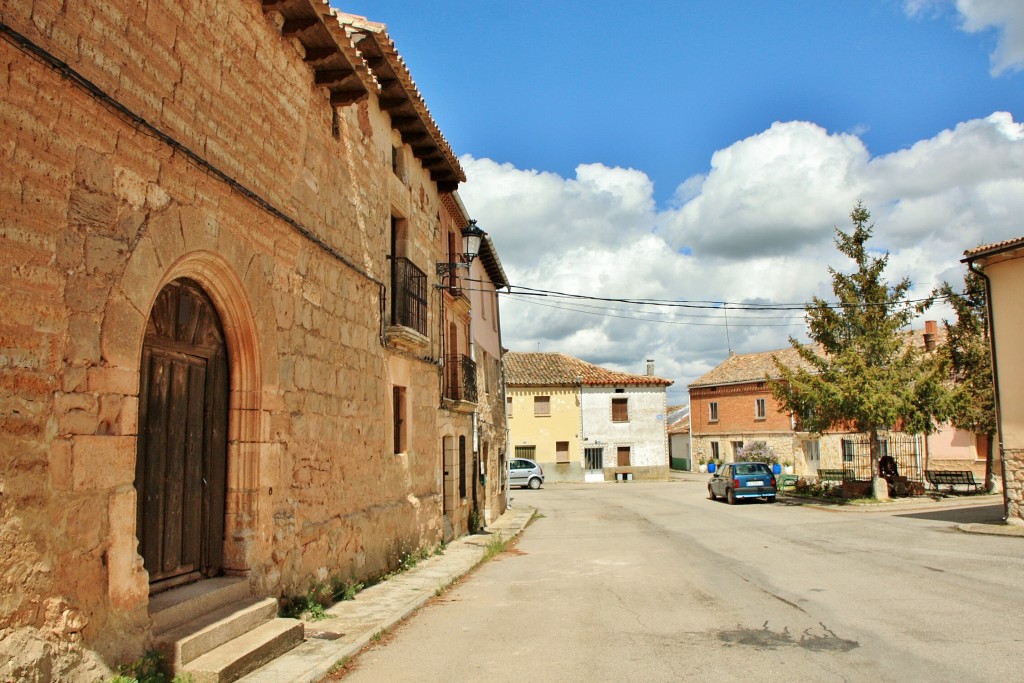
[{"x1": 896, "y1": 504, "x2": 1004, "y2": 525}]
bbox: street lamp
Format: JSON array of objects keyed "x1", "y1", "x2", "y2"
[{"x1": 437, "y1": 220, "x2": 486, "y2": 276}]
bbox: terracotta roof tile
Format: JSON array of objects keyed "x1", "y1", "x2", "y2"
[
  {"x1": 688, "y1": 346, "x2": 818, "y2": 388},
  {"x1": 690, "y1": 326, "x2": 944, "y2": 389},
  {"x1": 963, "y1": 236, "x2": 1024, "y2": 260},
  {"x1": 504, "y1": 352, "x2": 672, "y2": 387}
]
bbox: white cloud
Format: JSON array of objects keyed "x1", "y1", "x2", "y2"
[
  {"x1": 957, "y1": 0, "x2": 1024, "y2": 75},
  {"x1": 458, "y1": 112, "x2": 1024, "y2": 391},
  {"x1": 905, "y1": 0, "x2": 1024, "y2": 75}
]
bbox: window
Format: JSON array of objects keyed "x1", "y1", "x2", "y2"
[
  {"x1": 514, "y1": 445, "x2": 535, "y2": 459},
  {"x1": 709, "y1": 402, "x2": 719, "y2": 422},
  {"x1": 842, "y1": 439, "x2": 855, "y2": 463},
  {"x1": 556, "y1": 441, "x2": 570, "y2": 464},
  {"x1": 506, "y1": 395, "x2": 513, "y2": 418},
  {"x1": 392, "y1": 386, "x2": 406, "y2": 454},
  {"x1": 391, "y1": 144, "x2": 407, "y2": 183},
  {"x1": 534, "y1": 395, "x2": 550, "y2": 417},
  {"x1": 617, "y1": 446, "x2": 631, "y2": 467},
  {"x1": 612, "y1": 397, "x2": 629, "y2": 422},
  {"x1": 755, "y1": 398, "x2": 766, "y2": 420},
  {"x1": 585, "y1": 447, "x2": 604, "y2": 470},
  {"x1": 804, "y1": 440, "x2": 820, "y2": 461},
  {"x1": 732, "y1": 441, "x2": 744, "y2": 457},
  {"x1": 711, "y1": 442, "x2": 720, "y2": 459},
  {"x1": 459, "y1": 436, "x2": 467, "y2": 499}
]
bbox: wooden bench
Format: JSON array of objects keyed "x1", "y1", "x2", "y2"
[
  {"x1": 817, "y1": 469, "x2": 854, "y2": 484},
  {"x1": 776, "y1": 474, "x2": 799, "y2": 493},
  {"x1": 925, "y1": 470, "x2": 982, "y2": 493}
]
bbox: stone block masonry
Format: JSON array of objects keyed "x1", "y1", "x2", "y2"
[{"x1": 0, "y1": 2, "x2": 466, "y2": 679}]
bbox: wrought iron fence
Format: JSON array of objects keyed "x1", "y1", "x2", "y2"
[
  {"x1": 389, "y1": 257, "x2": 427, "y2": 336},
  {"x1": 840, "y1": 434, "x2": 924, "y2": 485},
  {"x1": 444, "y1": 353, "x2": 477, "y2": 403}
]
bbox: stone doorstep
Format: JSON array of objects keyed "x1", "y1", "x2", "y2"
[
  {"x1": 184, "y1": 618, "x2": 305, "y2": 683},
  {"x1": 154, "y1": 597, "x2": 280, "y2": 669},
  {"x1": 150, "y1": 576, "x2": 252, "y2": 635}
]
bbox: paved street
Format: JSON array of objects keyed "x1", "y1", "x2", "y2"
[{"x1": 334, "y1": 477, "x2": 1020, "y2": 682}]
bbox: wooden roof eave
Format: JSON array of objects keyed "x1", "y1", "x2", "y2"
[
  {"x1": 335, "y1": 13, "x2": 466, "y2": 188},
  {"x1": 262, "y1": 0, "x2": 374, "y2": 107}
]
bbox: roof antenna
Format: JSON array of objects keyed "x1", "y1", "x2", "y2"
[{"x1": 723, "y1": 303, "x2": 732, "y2": 354}]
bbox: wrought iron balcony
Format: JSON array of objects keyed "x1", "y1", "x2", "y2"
[
  {"x1": 389, "y1": 256, "x2": 427, "y2": 337},
  {"x1": 443, "y1": 353, "x2": 478, "y2": 404}
]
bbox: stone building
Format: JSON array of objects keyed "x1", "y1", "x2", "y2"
[{"x1": 0, "y1": 1, "x2": 505, "y2": 679}]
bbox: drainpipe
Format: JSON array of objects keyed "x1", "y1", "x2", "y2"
[{"x1": 965, "y1": 259, "x2": 1009, "y2": 521}]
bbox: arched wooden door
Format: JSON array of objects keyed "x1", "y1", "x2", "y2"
[{"x1": 135, "y1": 278, "x2": 228, "y2": 590}]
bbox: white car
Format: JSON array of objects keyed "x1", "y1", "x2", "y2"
[{"x1": 508, "y1": 458, "x2": 544, "y2": 489}]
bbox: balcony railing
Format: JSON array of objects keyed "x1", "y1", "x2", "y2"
[
  {"x1": 390, "y1": 257, "x2": 427, "y2": 336},
  {"x1": 444, "y1": 354, "x2": 478, "y2": 404}
]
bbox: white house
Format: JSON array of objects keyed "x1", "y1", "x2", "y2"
[{"x1": 580, "y1": 360, "x2": 673, "y2": 482}]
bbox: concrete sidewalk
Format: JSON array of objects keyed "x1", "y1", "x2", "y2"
[{"x1": 239, "y1": 503, "x2": 536, "y2": 683}]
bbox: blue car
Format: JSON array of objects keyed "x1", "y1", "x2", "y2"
[{"x1": 708, "y1": 461, "x2": 777, "y2": 504}]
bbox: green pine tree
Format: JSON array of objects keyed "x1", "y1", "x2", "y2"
[
  {"x1": 771, "y1": 202, "x2": 948, "y2": 497},
  {"x1": 936, "y1": 268, "x2": 998, "y2": 491}
]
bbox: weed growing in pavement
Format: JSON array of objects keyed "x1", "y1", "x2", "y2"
[
  {"x1": 327, "y1": 656, "x2": 351, "y2": 674},
  {"x1": 104, "y1": 650, "x2": 195, "y2": 683},
  {"x1": 481, "y1": 533, "x2": 510, "y2": 562}
]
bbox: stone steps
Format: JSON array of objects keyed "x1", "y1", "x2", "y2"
[{"x1": 150, "y1": 577, "x2": 304, "y2": 683}]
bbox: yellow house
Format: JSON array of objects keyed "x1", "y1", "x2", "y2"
[
  {"x1": 965, "y1": 237, "x2": 1024, "y2": 525},
  {"x1": 505, "y1": 358, "x2": 583, "y2": 482}
]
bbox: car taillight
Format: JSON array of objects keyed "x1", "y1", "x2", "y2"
[
  {"x1": 770, "y1": 476, "x2": 777, "y2": 487},
  {"x1": 539, "y1": 465, "x2": 544, "y2": 475},
  {"x1": 733, "y1": 478, "x2": 741, "y2": 489}
]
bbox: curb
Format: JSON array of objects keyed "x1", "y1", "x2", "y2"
[{"x1": 239, "y1": 503, "x2": 536, "y2": 683}]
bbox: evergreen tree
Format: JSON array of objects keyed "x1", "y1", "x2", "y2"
[
  {"x1": 936, "y1": 268, "x2": 998, "y2": 491},
  {"x1": 771, "y1": 202, "x2": 948, "y2": 498}
]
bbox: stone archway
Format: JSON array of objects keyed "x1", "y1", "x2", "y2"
[
  {"x1": 117, "y1": 249, "x2": 267, "y2": 595},
  {"x1": 136, "y1": 278, "x2": 228, "y2": 590}
]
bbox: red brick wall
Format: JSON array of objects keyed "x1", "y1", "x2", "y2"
[{"x1": 690, "y1": 382, "x2": 792, "y2": 436}]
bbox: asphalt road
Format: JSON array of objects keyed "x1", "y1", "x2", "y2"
[{"x1": 335, "y1": 477, "x2": 1020, "y2": 682}]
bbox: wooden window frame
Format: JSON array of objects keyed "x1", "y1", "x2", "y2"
[
  {"x1": 534, "y1": 395, "x2": 551, "y2": 417},
  {"x1": 393, "y1": 386, "x2": 406, "y2": 454},
  {"x1": 709, "y1": 401, "x2": 719, "y2": 422},
  {"x1": 755, "y1": 398, "x2": 767, "y2": 420},
  {"x1": 611, "y1": 397, "x2": 629, "y2": 423}
]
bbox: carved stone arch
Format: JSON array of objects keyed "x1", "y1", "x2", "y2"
[{"x1": 141, "y1": 251, "x2": 266, "y2": 582}]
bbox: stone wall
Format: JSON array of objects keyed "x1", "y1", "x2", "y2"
[{"x1": 1, "y1": 1, "x2": 457, "y2": 677}]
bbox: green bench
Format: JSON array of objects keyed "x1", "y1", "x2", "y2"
[{"x1": 925, "y1": 470, "x2": 982, "y2": 493}]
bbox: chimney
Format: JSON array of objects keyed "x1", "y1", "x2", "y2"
[
  {"x1": 924, "y1": 320, "x2": 938, "y2": 352},
  {"x1": 646, "y1": 359, "x2": 655, "y2": 376}
]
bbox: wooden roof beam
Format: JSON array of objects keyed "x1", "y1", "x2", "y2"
[
  {"x1": 315, "y1": 68, "x2": 356, "y2": 86},
  {"x1": 330, "y1": 89, "x2": 368, "y2": 106},
  {"x1": 282, "y1": 17, "x2": 319, "y2": 35},
  {"x1": 303, "y1": 46, "x2": 339, "y2": 64}
]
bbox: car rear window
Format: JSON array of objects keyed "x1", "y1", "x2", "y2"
[{"x1": 735, "y1": 464, "x2": 770, "y2": 475}]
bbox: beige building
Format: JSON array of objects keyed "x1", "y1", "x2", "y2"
[
  {"x1": 965, "y1": 238, "x2": 1024, "y2": 525},
  {"x1": 505, "y1": 353, "x2": 672, "y2": 482},
  {"x1": 0, "y1": 2, "x2": 506, "y2": 679}
]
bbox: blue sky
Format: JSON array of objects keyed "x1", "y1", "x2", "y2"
[
  {"x1": 340, "y1": 1, "x2": 1019, "y2": 204},
  {"x1": 337, "y1": 1, "x2": 1024, "y2": 399}
]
